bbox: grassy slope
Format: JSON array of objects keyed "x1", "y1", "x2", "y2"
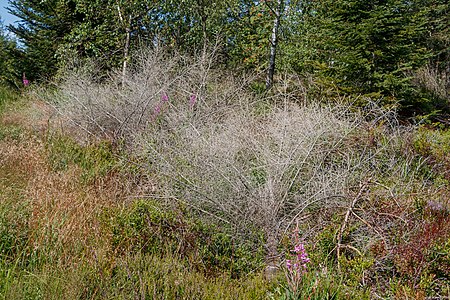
[{"x1": 1, "y1": 86, "x2": 449, "y2": 299}]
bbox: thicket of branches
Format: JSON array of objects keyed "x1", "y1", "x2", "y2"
[{"x1": 46, "y1": 50, "x2": 439, "y2": 272}]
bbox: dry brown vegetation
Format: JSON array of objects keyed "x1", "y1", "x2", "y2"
[
  {"x1": 0, "y1": 94, "x2": 273, "y2": 299},
  {"x1": 1, "y1": 116, "x2": 115, "y2": 264}
]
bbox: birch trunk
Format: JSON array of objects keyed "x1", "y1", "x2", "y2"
[
  {"x1": 266, "y1": 0, "x2": 283, "y2": 90},
  {"x1": 117, "y1": 4, "x2": 131, "y2": 85},
  {"x1": 122, "y1": 24, "x2": 131, "y2": 84}
]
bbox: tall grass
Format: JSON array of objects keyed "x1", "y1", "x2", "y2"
[
  {"x1": 0, "y1": 108, "x2": 273, "y2": 299},
  {"x1": 0, "y1": 86, "x2": 19, "y2": 113},
  {"x1": 413, "y1": 64, "x2": 450, "y2": 111}
]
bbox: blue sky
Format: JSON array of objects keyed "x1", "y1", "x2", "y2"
[{"x1": 0, "y1": 0, "x2": 19, "y2": 28}]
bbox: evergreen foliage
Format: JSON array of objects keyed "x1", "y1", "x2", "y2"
[
  {"x1": 283, "y1": 0, "x2": 449, "y2": 114},
  {"x1": 0, "y1": 17, "x2": 21, "y2": 87},
  {"x1": 4, "y1": 0, "x2": 449, "y2": 116},
  {"x1": 7, "y1": 0, "x2": 80, "y2": 80}
]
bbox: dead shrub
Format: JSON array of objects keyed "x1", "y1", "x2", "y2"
[{"x1": 47, "y1": 48, "x2": 436, "y2": 270}]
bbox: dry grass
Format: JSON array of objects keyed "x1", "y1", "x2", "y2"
[
  {"x1": 413, "y1": 64, "x2": 449, "y2": 102},
  {"x1": 0, "y1": 104, "x2": 126, "y2": 267},
  {"x1": 1, "y1": 90, "x2": 274, "y2": 299}
]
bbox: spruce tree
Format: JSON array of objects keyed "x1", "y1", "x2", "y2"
[
  {"x1": 0, "y1": 17, "x2": 21, "y2": 87},
  {"x1": 284, "y1": 0, "x2": 448, "y2": 115},
  {"x1": 7, "y1": 0, "x2": 80, "y2": 80}
]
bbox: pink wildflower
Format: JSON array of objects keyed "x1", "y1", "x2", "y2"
[
  {"x1": 152, "y1": 93, "x2": 169, "y2": 121},
  {"x1": 189, "y1": 94, "x2": 197, "y2": 108},
  {"x1": 154, "y1": 104, "x2": 161, "y2": 115},
  {"x1": 286, "y1": 259, "x2": 292, "y2": 269},
  {"x1": 294, "y1": 244, "x2": 305, "y2": 253},
  {"x1": 22, "y1": 72, "x2": 29, "y2": 87},
  {"x1": 151, "y1": 103, "x2": 162, "y2": 121},
  {"x1": 285, "y1": 238, "x2": 311, "y2": 294}
]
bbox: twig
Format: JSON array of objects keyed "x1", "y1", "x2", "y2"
[
  {"x1": 372, "y1": 180, "x2": 400, "y2": 207},
  {"x1": 336, "y1": 181, "x2": 368, "y2": 269}
]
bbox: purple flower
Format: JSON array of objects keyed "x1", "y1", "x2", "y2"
[
  {"x1": 189, "y1": 94, "x2": 197, "y2": 107},
  {"x1": 286, "y1": 259, "x2": 292, "y2": 269},
  {"x1": 155, "y1": 105, "x2": 161, "y2": 114},
  {"x1": 22, "y1": 73, "x2": 29, "y2": 87},
  {"x1": 161, "y1": 92, "x2": 169, "y2": 102},
  {"x1": 288, "y1": 242, "x2": 310, "y2": 276},
  {"x1": 294, "y1": 244, "x2": 305, "y2": 253},
  {"x1": 285, "y1": 236, "x2": 311, "y2": 293},
  {"x1": 153, "y1": 103, "x2": 161, "y2": 117}
]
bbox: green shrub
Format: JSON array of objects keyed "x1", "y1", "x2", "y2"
[
  {"x1": 413, "y1": 127, "x2": 450, "y2": 186},
  {"x1": 107, "y1": 200, "x2": 265, "y2": 278}
]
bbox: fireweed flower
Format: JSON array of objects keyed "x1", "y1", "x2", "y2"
[
  {"x1": 22, "y1": 73, "x2": 29, "y2": 86},
  {"x1": 154, "y1": 104, "x2": 161, "y2": 116},
  {"x1": 189, "y1": 94, "x2": 197, "y2": 108},
  {"x1": 287, "y1": 243, "x2": 310, "y2": 274},
  {"x1": 285, "y1": 239, "x2": 310, "y2": 294},
  {"x1": 286, "y1": 259, "x2": 292, "y2": 269},
  {"x1": 152, "y1": 92, "x2": 169, "y2": 121},
  {"x1": 296, "y1": 244, "x2": 310, "y2": 273}
]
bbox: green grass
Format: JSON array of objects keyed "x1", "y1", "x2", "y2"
[
  {"x1": 0, "y1": 194, "x2": 271, "y2": 299},
  {"x1": 1, "y1": 253, "x2": 271, "y2": 300},
  {"x1": 0, "y1": 160, "x2": 32, "y2": 300},
  {"x1": 0, "y1": 86, "x2": 20, "y2": 115},
  {"x1": 0, "y1": 86, "x2": 24, "y2": 141},
  {"x1": 45, "y1": 134, "x2": 119, "y2": 183}
]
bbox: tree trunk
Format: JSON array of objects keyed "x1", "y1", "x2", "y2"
[
  {"x1": 117, "y1": 4, "x2": 131, "y2": 86},
  {"x1": 265, "y1": 231, "x2": 280, "y2": 279},
  {"x1": 122, "y1": 24, "x2": 131, "y2": 85},
  {"x1": 202, "y1": 13, "x2": 208, "y2": 60},
  {"x1": 196, "y1": 0, "x2": 208, "y2": 61},
  {"x1": 266, "y1": 0, "x2": 283, "y2": 90}
]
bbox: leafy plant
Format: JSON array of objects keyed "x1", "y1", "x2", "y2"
[{"x1": 107, "y1": 200, "x2": 265, "y2": 278}]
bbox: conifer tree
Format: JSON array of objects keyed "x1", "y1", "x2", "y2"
[
  {"x1": 0, "y1": 17, "x2": 21, "y2": 87},
  {"x1": 7, "y1": 0, "x2": 80, "y2": 80},
  {"x1": 284, "y1": 0, "x2": 448, "y2": 114}
]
